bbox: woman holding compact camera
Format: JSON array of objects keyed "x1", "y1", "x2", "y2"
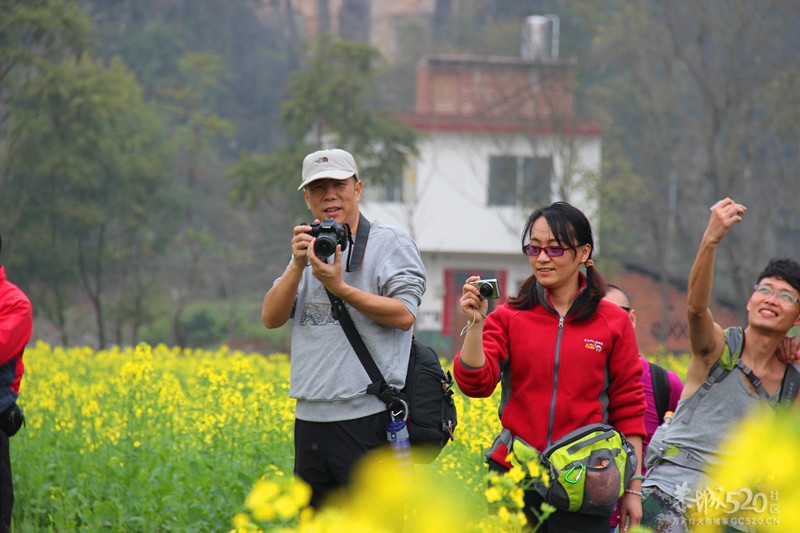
[{"x1": 454, "y1": 201, "x2": 646, "y2": 532}]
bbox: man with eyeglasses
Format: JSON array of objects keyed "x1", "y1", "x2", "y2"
[{"x1": 640, "y1": 198, "x2": 800, "y2": 533}]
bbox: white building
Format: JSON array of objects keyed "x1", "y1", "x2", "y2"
[{"x1": 362, "y1": 27, "x2": 602, "y2": 353}]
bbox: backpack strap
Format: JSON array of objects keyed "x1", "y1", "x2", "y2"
[
  {"x1": 716, "y1": 326, "x2": 794, "y2": 404},
  {"x1": 678, "y1": 327, "x2": 744, "y2": 423},
  {"x1": 733, "y1": 357, "x2": 769, "y2": 398},
  {"x1": 324, "y1": 288, "x2": 405, "y2": 418},
  {"x1": 649, "y1": 362, "x2": 671, "y2": 423},
  {"x1": 654, "y1": 329, "x2": 796, "y2": 472},
  {"x1": 779, "y1": 363, "x2": 800, "y2": 406},
  {"x1": 681, "y1": 327, "x2": 794, "y2": 420},
  {"x1": 652, "y1": 444, "x2": 708, "y2": 472},
  {"x1": 718, "y1": 326, "x2": 744, "y2": 370}
]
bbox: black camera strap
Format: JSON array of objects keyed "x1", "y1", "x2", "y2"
[
  {"x1": 325, "y1": 288, "x2": 402, "y2": 413},
  {"x1": 345, "y1": 213, "x2": 370, "y2": 272},
  {"x1": 325, "y1": 214, "x2": 404, "y2": 414}
]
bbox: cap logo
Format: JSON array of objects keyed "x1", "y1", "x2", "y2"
[{"x1": 299, "y1": 149, "x2": 358, "y2": 190}]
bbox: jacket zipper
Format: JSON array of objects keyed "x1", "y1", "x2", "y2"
[{"x1": 546, "y1": 315, "x2": 565, "y2": 447}]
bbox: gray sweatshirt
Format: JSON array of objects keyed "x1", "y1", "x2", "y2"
[{"x1": 279, "y1": 218, "x2": 426, "y2": 422}]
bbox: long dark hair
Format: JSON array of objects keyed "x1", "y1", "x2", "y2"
[{"x1": 509, "y1": 201, "x2": 607, "y2": 321}]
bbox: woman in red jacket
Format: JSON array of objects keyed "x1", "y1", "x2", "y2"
[{"x1": 455, "y1": 202, "x2": 646, "y2": 532}]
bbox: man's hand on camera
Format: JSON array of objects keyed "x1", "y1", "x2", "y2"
[
  {"x1": 291, "y1": 223, "x2": 315, "y2": 270},
  {"x1": 705, "y1": 198, "x2": 746, "y2": 245},
  {"x1": 308, "y1": 240, "x2": 344, "y2": 292}
]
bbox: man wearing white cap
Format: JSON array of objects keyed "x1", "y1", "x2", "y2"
[{"x1": 261, "y1": 148, "x2": 426, "y2": 508}]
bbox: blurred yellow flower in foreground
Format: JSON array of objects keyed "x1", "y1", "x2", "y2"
[
  {"x1": 692, "y1": 406, "x2": 800, "y2": 533},
  {"x1": 245, "y1": 477, "x2": 310, "y2": 524},
  {"x1": 238, "y1": 448, "x2": 481, "y2": 532}
]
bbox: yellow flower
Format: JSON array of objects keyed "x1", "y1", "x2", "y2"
[
  {"x1": 525, "y1": 459, "x2": 542, "y2": 478},
  {"x1": 274, "y1": 495, "x2": 299, "y2": 521},
  {"x1": 508, "y1": 487, "x2": 525, "y2": 509},
  {"x1": 484, "y1": 485, "x2": 503, "y2": 503},
  {"x1": 232, "y1": 512, "x2": 252, "y2": 529},
  {"x1": 290, "y1": 478, "x2": 312, "y2": 508},
  {"x1": 245, "y1": 479, "x2": 281, "y2": 521},
  {"x1": 505, "y1": 465, "x2": 526, "y2": 483},
  {"x1": 497, "y1": 505, "x2": 511, "y2": 522},
  {"x1": 694, "y1": 407, "x2": 800, "y2": 533}
]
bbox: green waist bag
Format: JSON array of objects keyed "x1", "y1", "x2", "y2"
[{"x1": 539, "y1": 423, "x2": 636, "y2": 515}]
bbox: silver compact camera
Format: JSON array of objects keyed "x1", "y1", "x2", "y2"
[{"x1": 470, "y1": 278, "x2": 500, "y2": 299}]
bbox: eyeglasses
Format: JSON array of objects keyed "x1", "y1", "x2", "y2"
[
  {"x1": 753, "y1": 284, "x2": 800, "y2": 306},
  {"x1": 522, "y1": 244, "x2": 575, "y2": 257},
  {"x1": 619, "y1": 306, "x2": 631, "y2": 313}
]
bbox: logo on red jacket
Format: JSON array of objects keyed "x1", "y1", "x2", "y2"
[{"x1": 584, "y1": 339, "x2": 604, "y2": 352}]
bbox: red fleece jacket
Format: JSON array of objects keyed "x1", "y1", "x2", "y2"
[
  {"x1": 0, "y1": 266, "x2": 32, "y2": 398},
  {"x1": 455, "y1": 297, "x2": 646, "y2": 467}
]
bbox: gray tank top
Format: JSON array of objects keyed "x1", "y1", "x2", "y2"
[{"x1": 643, "y1": 366, "x2": 779, "y2": 500}]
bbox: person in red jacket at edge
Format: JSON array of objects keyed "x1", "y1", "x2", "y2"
[
  {"x1": 454, "y1": 202, "x2": 646, "y2": 533},
  {"x1": 0, "y1": 231, "x2": 33, "y2": 533}
]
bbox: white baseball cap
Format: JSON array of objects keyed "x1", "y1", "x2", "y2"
[{"x1": 298, "y1": 148, "x2": 359, "y2": 190}]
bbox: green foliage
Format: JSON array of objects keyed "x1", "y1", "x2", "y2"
[
  {"x1": 645, "y1": 351, "x2": 690, "y2": 382},
  {"x1": 279, "y1": 34, "x2": 382, "y2": 141},
  {"x1": 584, "y1": 0, "x2": 800, "y2": 302},
  {"x1": 0, "y1": 0, "x2": 88, "y2": 97},
  {"x1": 1, "y1": 55, "x2": 176, "y2": 346},
  {"x1": 85, "y1": 0, "x2": 294, "y2": 154},
  {"x1": 138, "y1": 298, "x2": 289, "y2": 352},
  {"x1": 228, "y1": 34, "x2": 419, "y2": 219}
]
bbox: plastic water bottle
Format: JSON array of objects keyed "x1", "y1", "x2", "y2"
[
  {"x1": 662, "y1": 410, "x2": 674, "y2": 427},
  {"x1": 387, "y1": 419, "x2": 413, "y2": 470}
]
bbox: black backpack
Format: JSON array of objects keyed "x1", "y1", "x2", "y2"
[
  {"x1": 327, "y1": 289, "x2": 457, "y2": 463},
  {"x1": 323, "y1": 214, "x2": 457, "y2": 462},
  {"x1": 397, "y1": 339, "x2": 457, "y2": 462},
  {"x1": 649, "y1": 362, "x2": 671, "y2": 423}
]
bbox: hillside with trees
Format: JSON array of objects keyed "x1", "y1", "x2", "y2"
[{"x1": 2, "y1": 0, "x2": 799, "y2": 349}]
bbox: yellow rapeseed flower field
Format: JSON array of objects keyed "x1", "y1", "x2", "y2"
[
  {"x1": 17, "y1": 341, "x2": 297, "y2": 531},
  {"x1": 14, "y1": 341, "x2": 794, "y2": 532}
]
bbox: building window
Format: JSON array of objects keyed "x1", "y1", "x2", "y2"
[
  {"x1": 339, "y1": 0, "x2": 370, "y2": 43},
  {"x1": 380, "y1": 171, "x2": 403, "y2": 202},
  {"x1": 488, "y1": 155, "x2": 552, "y2": 207}
]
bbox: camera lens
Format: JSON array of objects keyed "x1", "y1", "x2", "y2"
[
  {"x1": 314, "y1": 234, "x2": 338, "y2": 259},
  {"x1": 479, "y1": 283, "x2": 494, "y2": 298}
]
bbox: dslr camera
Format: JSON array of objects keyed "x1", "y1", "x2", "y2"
[
  {"x1": 305, "y1": 218, "x2": 350, "y2": 259},
  {"x1": 470, "y1": 278, "x2": 501, "y2": 299}
]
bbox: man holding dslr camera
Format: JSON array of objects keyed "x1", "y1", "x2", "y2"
[{"x1": 261, "y1": 148, "x2": 426, "y2": 509}]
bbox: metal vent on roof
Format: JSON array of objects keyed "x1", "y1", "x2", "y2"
[{"x1": 521, "y1": 15, "x2": 559, "y2": 60}]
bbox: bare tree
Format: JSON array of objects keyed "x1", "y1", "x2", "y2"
[{"x1": 588, "y1": 0, "x2": 800, "y2": 325}]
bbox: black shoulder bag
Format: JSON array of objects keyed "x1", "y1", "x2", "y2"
[{"x1": 325, "y1": 215, "x2": 457, "y2": 463}]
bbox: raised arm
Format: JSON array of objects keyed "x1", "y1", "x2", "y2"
[
  {"x1": 683, "y1": 198, "x2": 746, "y2": 395},
  {"x1": 262, "y1": 224, "x2": 313, "y2": 329}
]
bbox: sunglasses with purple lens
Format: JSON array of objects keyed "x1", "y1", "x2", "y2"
[{"x1": 522, "y1": 244, "x2": 575, "y2": 257}]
